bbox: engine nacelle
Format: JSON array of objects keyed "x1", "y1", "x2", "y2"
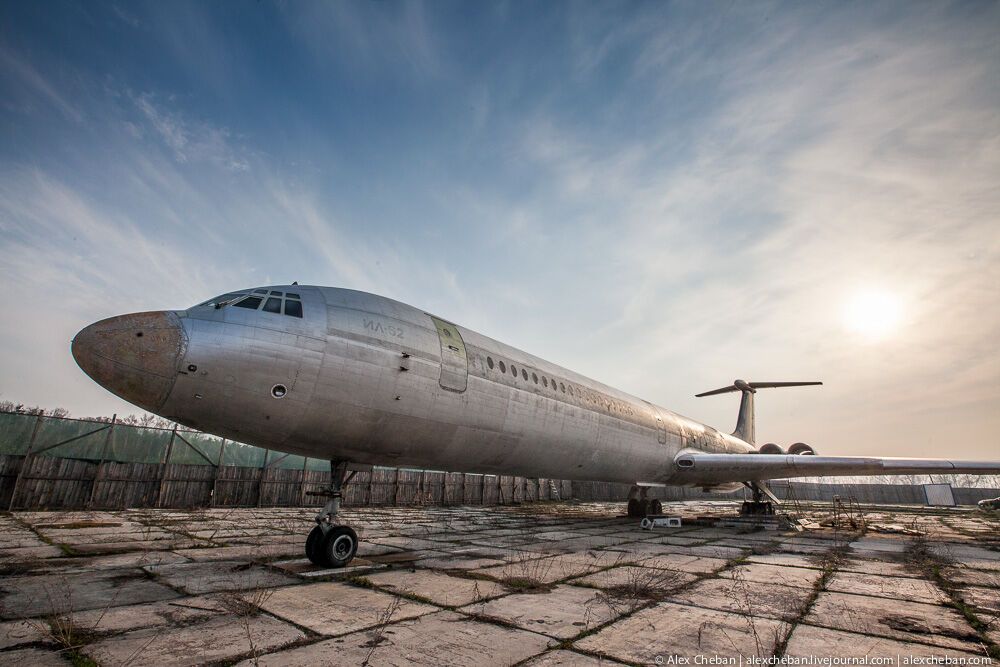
[
  {"x1": 788, "y1": 442, "x2": 816, "y2": 455},
  {"x1": 757, "y1": 442, "x2": 785, "y2": 455}
]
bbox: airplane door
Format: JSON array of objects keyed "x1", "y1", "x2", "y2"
[
  {"x1": 643, "y1": 401, "x2": 668, "y2": 444},
  {"x1": 654, "y1": 413, "x2": 667, "y2": 444},
  {"x1": 429, "y1": 316, "x2": 468, "y2": 393}
]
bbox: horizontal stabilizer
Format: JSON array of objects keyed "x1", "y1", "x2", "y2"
[
  {"x1": 695, "y1": 381, "x2": 822, "y2": 397},
  {"x1": 672, "y1": 451, "x2": 1000, "y2": 485}
]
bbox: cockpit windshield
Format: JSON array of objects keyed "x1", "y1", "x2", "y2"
[
  {"x1": 192, "y1": 288, "x2": 304, "y2": 318},
  {"x1": 193, "y1": 292, "x2": 249, "y2": 308}
]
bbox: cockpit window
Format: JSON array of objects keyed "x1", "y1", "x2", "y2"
[
  {"x1": 194, "y1": 292, "x2": 247, "y2": 308},
  {"x1": 195, "y1": 288, "x2": 304, "y2": 318},
  {"x1": 233, "y1": 296, "x2": 263, "y2": 310}
]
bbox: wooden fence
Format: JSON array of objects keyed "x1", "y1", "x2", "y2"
[{"x1": 0, "y1": 453, "x2": 574, "y2": 511}]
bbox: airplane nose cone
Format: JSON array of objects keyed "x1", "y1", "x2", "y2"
[{"x1": 72, "y1": 311, "x2": 187, "y2": 412}]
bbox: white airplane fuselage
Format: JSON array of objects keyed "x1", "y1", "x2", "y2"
[{"x1": 72, "y1": 285, "x2": 751, "y2": 486}]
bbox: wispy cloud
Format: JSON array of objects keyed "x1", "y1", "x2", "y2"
[
  {"x1": 0, "y1": 47, "x2": 83, "y2": 122},
  {"x1": 132, "y1": 92, "x2": 250, "y2": 171}
]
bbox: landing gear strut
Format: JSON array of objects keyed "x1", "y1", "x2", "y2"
[
  {"x1": 740, "y1": 482, "x2": 776, "y2": 516},
  {"x1": 305, "y1": 460, "x2": 359, "y2": 568}
]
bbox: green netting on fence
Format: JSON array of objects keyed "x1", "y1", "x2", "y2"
[
  {"x1": 111, "y1": 426, "x2": 171, "y2": 463},
  {"x1": 222, "y1": 441, "x2": 266, "y2": 467},
  {"x1": 265, "y1": 452, "x2": 309, "y2": 470},
  {"x1": 0, "y1": 412, "x2": 42, "y2": 455},
  {"x1": 0, "y1": 412, "x2": 319, "y2": 469},
  {"x1": 305, "y1": 457, "x2": 332, "y2": 472},
  {"x1": 30, "y1": 418, "x2": 114, "y2": 460},
  {"x1": 169, "y1": 431, "x2": 223, "y2": 465}
]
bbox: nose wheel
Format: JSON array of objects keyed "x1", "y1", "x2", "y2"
[
  {"x1": 305, "y1": 460, "x2": 359, "y2": 568},
  {"x1": 306, "y1": 525, "x2": 358, "y2": 568}
]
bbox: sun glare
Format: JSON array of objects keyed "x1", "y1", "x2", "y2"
[{"x1": 843, "y1": 289, "x2": 902, "y2": 341}]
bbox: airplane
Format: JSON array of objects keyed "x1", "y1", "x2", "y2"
[{"x1": 70, "y1": 285, "x2": 1000, "y2": 568}]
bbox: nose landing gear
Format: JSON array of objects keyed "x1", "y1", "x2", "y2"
[{"x1": 305, "y1": 460, "x2": 358, "y2": 568}]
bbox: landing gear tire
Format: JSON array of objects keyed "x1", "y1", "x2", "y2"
[
  {"x1": 305, "y1": 460, "x2": 359, "y2": 568},
  {"x1": 649, "y1": 499, "x2": 663, "y2": 516},
  {"x1": 305, "y1": 526, "x2": 325, "y2": 565},
  {"x1": 627, "y1": 498, "x2": 641, "y2": 518},
  {"x1": 320, "y1": 525, "x2": 358, "y2": 568}
]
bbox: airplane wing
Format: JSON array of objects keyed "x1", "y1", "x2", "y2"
[{"x1": 671, "y1": 451, "x2": 1000, "y2": 486}]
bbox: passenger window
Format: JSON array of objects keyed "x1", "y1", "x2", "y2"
[
  {"x1": 234, "y1": 296, "x2": 263, "y2": 310},
  {"x1": 263, "y1": 297, "x2": 282, "y2": 314},
  {"x1": 499, "y1": 361, "x2": 507, "y2": 374},
  {"x1": 532, "y1": 373, "x2": 538, "y2": 384},
  {"x1": 284, "y1": 300, "x2": 303, "y2": 318},
  {"x1": 543, "y1": 377, "x2": 548, "y2": 388},
  {"x1": 568, "y1": 386, "x2": 574, "y2": 396},
  {"x1": 560, "y1": 383, "x2": 566, "y2": 393},
  {"x1": 511, "y1": 365, "x2": 517, "y2": 377},
  {"x1": 521, "y1": 369, "x2": 528, "y2": 381},
  {"x1": 487, "y1": 357, "x2": 494, "y2": 370}
]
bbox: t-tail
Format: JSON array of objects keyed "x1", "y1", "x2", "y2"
[{"x1": 695, "y1": 380, "x2": 822, "y2": 446}]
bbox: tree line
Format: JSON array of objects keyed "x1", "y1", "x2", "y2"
[{"x1": 0, "y1": 400, "x2": 176, "y2": 429}]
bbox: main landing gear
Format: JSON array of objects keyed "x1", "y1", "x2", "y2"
[
  {"x1": 626, "y1": 486, "x2": 663, "y2": 518},
  {"x1": 305, "y1": 460, "x2": 359, "y2": 568},
  {"x1": 740, "y1": 481, "x2": 776, "y2": 516}
]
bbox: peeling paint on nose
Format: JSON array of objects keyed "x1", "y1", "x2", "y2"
[{"x1": 72, "y1": 311, "x2": 186, "y2": 412}]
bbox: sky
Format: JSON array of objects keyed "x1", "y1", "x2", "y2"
[{"x1": 1, "y1": 1, "x2": 998, "y2": 461}]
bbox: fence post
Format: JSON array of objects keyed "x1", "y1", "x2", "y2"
[
  {"x1": 211, "y1": 439, "x2": 226, "y2": 507},
  {"x1": 256, "y1": 449, "x2": 270, "y2": 507},
  {"x1": 393, "y1": 468, "x2": 401, "y2": 506},
  {"x1": 87, "y1": 414, "x2": 116, "y2": 509},
  {"x1": 367, "y1": 468, "x2": 375, "y2": 506},
  {"x1": 155, "y1": 425, "x2": 176, "y2": 508},
  {"x1": 8, "y1": 413, "x2": 44, "y2": 512},
  {"x1": 461, "y1": 473, "x2": 467, "y2": 506},
  {"x1": 441, "y1": 471, "x2": 448, "y2": 506},
  {"x1": 299, "y1": 456, "x2": 309, "y2": 507}
]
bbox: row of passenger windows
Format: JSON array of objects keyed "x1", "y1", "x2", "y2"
[
  {"x1": 233, "y1": 291, "x2": 303, "y2": 318},
  {"x1": 484, "y1": 356, "x2": 634, "y2": 416}
]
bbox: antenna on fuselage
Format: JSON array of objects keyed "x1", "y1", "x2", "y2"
[{"x1": 695, "y1": 380, "x2": 822, "y2": 446}]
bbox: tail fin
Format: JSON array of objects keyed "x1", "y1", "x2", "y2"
[{"x1": 695, "y1": 380, "x2": 822, "y2": 445}]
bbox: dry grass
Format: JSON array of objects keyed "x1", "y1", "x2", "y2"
[
  {"x1": 361, "y1": 595, "x2": 403, "y2": 666},
  {"x1": 591, "y1": 565, "x2": 686, "y2": 615}
]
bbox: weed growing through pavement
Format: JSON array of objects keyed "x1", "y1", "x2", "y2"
[
  {"x1": 905, "y1": 537, "x2": 1000, "y2": 660},
  {"x1": 361, "y1": 595, "x2": 402, "y2": 666}
]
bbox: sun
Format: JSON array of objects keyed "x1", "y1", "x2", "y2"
[{"x1": 843, "y1": 289, "x2": 902, "y2": 341}]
